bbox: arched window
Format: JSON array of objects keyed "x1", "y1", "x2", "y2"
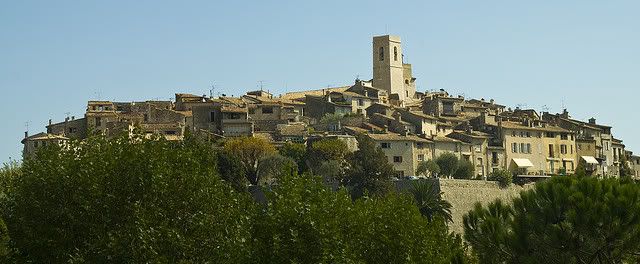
[
  {"x1": 394, "y1": 47, "x2": 398, "y2": 61},
  {"x1": 379, "y1": 47, "x2": 384, "y2": 61}
]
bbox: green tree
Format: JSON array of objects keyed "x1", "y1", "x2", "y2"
[
  {"x1": 253, "y1": 170, "x2": 469, "y2": 264},
  {"x1": 256, "y1": 154, "x2": 297, "y2": 185},
  {"x1": 7, "y1": 134, "x2": 256, "y2": 263},
  {"x1": 453, "y1": 159, "x2": 474, "y2": 179},
  {"x1": 344, "y1": 134, "x2": 395, "y2": 198},
  {"x1": 463, "y1": 176, "x2": 640, "y2": 263},
  {"x1": 416, "y1": 160, "x2": 440, "y2": 177},
  {"x1": 619, "y1": 154, "x2": 634, "y2": 178},
  {"x1": 487, "y1": 169, "x2": 512, "y2": 188},
  {"x1": 410, "y1": 180, "x2": 452, "y2": 222},
  {"x1": 218, "y1": 150, "x2": 248, "y2": 192},
  {"x1": 224, "y1": 136, "x2": 276, "y2": 185},
  {"x1": 279, "y1": 142, "x2": 307, "y2": 173},
  {"x1": 0, "y1": 162, "x2": 18, "y2": 260},
  {"x1": 436, "y1": 152, "x2": 459, "y2": 178},
  {"x1": 307, "y1": 138, "x2": 349, "y2": 169}
]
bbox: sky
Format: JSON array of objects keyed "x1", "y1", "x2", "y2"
[{"x1": 1, "y1": 0, "x2": 639, "y2": 163}]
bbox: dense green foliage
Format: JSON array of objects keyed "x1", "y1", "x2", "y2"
[
  {"x1": 344, "y1": 134, "x2": 395, "y2": 198},
  {"x1": 416, "y1": 160, "x2": 440, "y2": 177},
  {"x1": 463, "y1": 176, "x2": 640, "y2": 263},
  {"x1": 0, "y1": 134, "x2": 472, "y2": 263},
  {"x1": 253, "y1": 172, "x2": 468, "y2": 263},
  {"x1": 6, "y1": 135, "x2": 256, "y2": 263},
  {"x1": 223, "y1": 136, "x2": 277, "y2": 185},
  {"x1": 410, "y1": 180, "x2": 452, "y2": 222},
  {"x1": 278, "y1": 142, "x2": 307, "y2": 173},
  {"x1": 307, "y1": 138, "x2": 349, "y2": 170},
  {"x1": 486, "y1": 169, "x2": 512, "y2": 188},
  {"x1": 453, "y1": 160, "x2": 474, "y2": 179},
  {"x1": 436, "y1": 152, "x2": 459, "y2": 178}
]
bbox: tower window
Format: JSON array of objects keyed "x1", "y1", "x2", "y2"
[
  {"x1": 379, "y1": 47, "x2": 384, "y2": 61},
  {"x1": 394, "y1": 47, "x2": 398, "y2": 61}
]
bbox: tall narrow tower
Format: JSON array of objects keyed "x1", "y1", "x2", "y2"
[{"x1": 372, "y1": 35, "x2": 406, "y2": 102}]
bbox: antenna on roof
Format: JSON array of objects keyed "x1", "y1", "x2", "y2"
[
  {"x1": 210, "y1": 82, "x2": 215, "y2": 98},
  {"x1": 64, "y1": 112, "x2": 71, "y2": 119},
  {"x1": 24, "y1": 121, "x2": 30, "y2": 134},
  {"x1": 93, "y1": 89, "x2": 102, "y2": 100},
  {"x1": 258, "y1": 80, "x2": 265, "y2": 91}
]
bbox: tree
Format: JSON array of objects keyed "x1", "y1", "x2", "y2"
[
  {"x1": 307, "y1": 138, "x2": 349, "y2": 170},
  {"x1": 256, "y1": 154, "x2": 297, "y2": 185},
  {"x1": 0, "y1": 163, "x2": 18, "y2": 260},
  {"x1": 217, "y1": 150, "x2": 248, "y2": 192},
  {"x1": 344, "y1": 134, "x2": 395, "y2": 198},
  {"x1": 253, "y1": 170, "x2": 470, "y2": 263},
  {"x1": 463, "y1": 176, "x2": 640, "y2": 263},
  {"x1": 410, "y1": 180, "x2": 452, "y2": 222},
  {"x1": 619, "y1": 154, "x2": 634, "y2": 178},
  {"x1": 453, "y1": 159, "x2": 474, "y2": 179},
  {"x1": 416, "y1": 160, "x2": 440, "y2": 177},
  {"x1": 436, "y1": 152, "x2": 459, "y2": 178},
  {"x1": 278, "y1": 142, "x2": 307, "y2": 173},
  {"x1": 7, "y1": 134, "x2": 256, "y2": 263},
  {"x1": 487, "y1": 169, "x2": 512, "y2": 188},
  {"x1": 223, "y1": 136, "x2": 276, "y2": 185}
]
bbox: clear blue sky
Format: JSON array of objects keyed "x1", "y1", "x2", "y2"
[{"x1": 1, "y1": 0, "x2": 639, "y2": 163}]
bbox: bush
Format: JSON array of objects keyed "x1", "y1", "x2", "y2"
[{"x1": 487, "y1": 169, "x2": 512, "y2": 187}]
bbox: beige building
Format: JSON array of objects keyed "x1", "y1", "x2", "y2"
[{"x1": 368, "y1": 133, "x2": 432, "y2": 177}]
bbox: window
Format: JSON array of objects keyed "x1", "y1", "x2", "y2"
[
  {"x1": 526, "y1": 132, "x2": 531, "y2": 138},
  {"x1": 512, "y1": 143, "x2": 518, "y2": 153},
  {"x1": 394, "y1": 46, "x2": 398, "y2": 61},
  {"x1": 262, "y1": 107, "x2": 273, "y2": 114},
  {"x1": 526, "y1": 143, "x2": 532, "y2": 154},
  {"x1": 605, "y1": 142, "x2": 610, "y2": 151},
  {"x1": 209, "y1": 112, "x2": 215, "y2": 123},
  {"x1": 561, "y1": 134, "x2": 568, "y2": 140},
  {"x1": 165, "y1": 131, "x2": 176, "y2": 135},
  {"x1": 549, "y1": 144, "x2": 554, "y2": 157},
  {"x1": 379, "y1": 47, "x2": 384, "y2": 61},
  {"x1": 68, "y1": 127, "x2": 77, "y2": 133},
  {"x1": 95, "y1": 117, "x2": 101, "y2": 126},
  {"x1": 442, "y1": 102, "x2": 454, "y2": 114},
  {"x1": 358, "y1": 99, "x2": 364, "y2": 106},
  {"x1": 381, "y1": 142, "x2": 391, "y2": 149},
  {"x1": 577, "y1": 144, "x2": 582, "y2": 151},
  {"x1": 546, "y1": 132, "x2": 555, "y2": 138},
  {"x1": 418, "y1": 154, "x2": 424, "y2": 161},
  {"x1": 570, "y1": 145, "x2": 573, "y2": 154},
  {"x1": 416, "y1": 142, "x2": 424, "y2": 149},
  {"x1": 561, "y1": 144, "x2": 567, "y2": 154},
  {"x1": 512, "y1": 131, "x2": 517, "y2": 137},
  {"x1": 520, "y1": 131, "x2": 525, "y2": 137},
  {"x1": 520, "y1": 143, "x2": 526, "y2": 154},
  {"x1": 492, "y1": 152, "x2": 499, "y2": 164},
  {"x1": 393, "y1": 156, "x2": 403, "y2": 163}
]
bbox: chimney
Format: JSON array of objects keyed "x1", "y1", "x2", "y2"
[
  {"x1": 561, "y1": 109, "x2": 569, "y2": 118},
  {"x1": 48, "y1": 119, "x2": 52, "y2": 125},
  {"x1": 24, "y1": 131, "x2": 28, "y2": 138},
  {"x1": 71, "y1": 116, "x2": 75, "y2": 120},
  {"x1": 589, "y1": 117, "x2": 596, "y2": 124},
  {"x1": 65, "y1": 117, "x2": 69, "y2": 122},
  {"x1": 383, "y1": 125, "x2": 389, "y2": 133}
]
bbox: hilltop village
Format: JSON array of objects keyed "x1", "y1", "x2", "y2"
[{"x1": 22, "y1": 35, "x2": 640, "y2": 180}]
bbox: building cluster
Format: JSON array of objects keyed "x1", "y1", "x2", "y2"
[{"x1": 22, "y1": 35, "x2": 640, "y2": 179}]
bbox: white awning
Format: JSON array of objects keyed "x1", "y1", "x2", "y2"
[
  {"x1": 512, "y1": 158, "x2": 534, "y2": 168},
  {"x1": 581, "y1": 156, "x2": 599, "y2": 164},
  {"x1": 562, "y1": 158, "x2": 574, "y2": 162}
]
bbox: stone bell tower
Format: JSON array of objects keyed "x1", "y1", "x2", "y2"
[{"x1": 372, "y1": 35, "x2": 411, "y2": 102}]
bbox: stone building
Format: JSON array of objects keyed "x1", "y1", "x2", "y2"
[
  {"x1": 372, "y1": 35, "x2": 417, "y2": 104},
  {"x1": 367, "y1": 132, "x2": 433, "y2": 177},
  {"x1": 21, "y1": 132, "x2": 69, "y2": 158}
]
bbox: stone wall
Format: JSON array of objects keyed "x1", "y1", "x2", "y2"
[{"x1": 438, "y1": 179, "x2": 533, "y2": 234}]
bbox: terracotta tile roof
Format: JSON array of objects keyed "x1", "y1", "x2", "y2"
[{"x1": 498, "y1": 121, "x2": 571, "y2": 133}]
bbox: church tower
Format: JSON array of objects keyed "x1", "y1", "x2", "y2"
[{"x1": 373, "y1": 35, "x2": 413, "y2": 103}]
